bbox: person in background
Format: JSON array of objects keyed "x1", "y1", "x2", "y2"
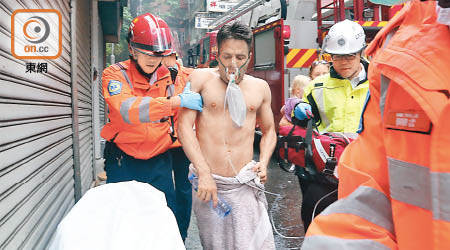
[
  {"x1": 280, "y1": 61, "x2": 330, "y2": 127},
  {"x1": 301, "y1": 0, "x2": 450, "y2": 249},
  {"x1": 162, "y1": 51, "x2": 194, "y2": 242},
  {"x1": 278, "y1": 63, "x2": 329, "y2": 201},
  {"x1": 298, "y1": 20, "x2": 369, "y2": 133},
  {"x1": 100, "y1": 13, "x2": 202, "y2": 240},
  {"x1": 293, "y1": 19, "x2": 369, "y2": 231},
  {"x1": 279, "y1": 75, "x2": 311, "y2": 127},
  {"x1": 309, "y1": 60, "x2": 330, "y2": 80},
  {"x1": 278, "y1": 75, "x2": 312, "y2": 205}
]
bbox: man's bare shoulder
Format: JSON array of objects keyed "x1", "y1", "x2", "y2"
[
  {"x1": 242, "y1": 75, "x2": 271, "y2": 104},
  {"x1": 243, "y1": 74, "x2": 270, "y2": 89},
  {"x1": 190, "y1": 68, "x2": 218, "y2": 82},
  {"x1": 188, "y1": 68, "x2": 218, "y2": 91}
]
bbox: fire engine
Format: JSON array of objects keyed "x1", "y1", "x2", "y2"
[
  {"x1": 198, "y1": 30, "x2": 219, "y2": 68},
  {"x1": 187, "y1": 31, "x2": 218, "y2": 68},
  {"x1": 191, "y1": 0, "x2": 403, "y2": 125}
]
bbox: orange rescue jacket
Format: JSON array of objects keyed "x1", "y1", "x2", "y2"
[
  {"x1": 301, "y1": 1, "x2": 450, "y2": 249},
  {"x1": 101, "y1": 59, "x2": 178, "y2": 159}
]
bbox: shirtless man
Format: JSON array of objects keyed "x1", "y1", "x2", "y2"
[{"x1": 178, "y1": 22, "x2": 276, "y2": 250}]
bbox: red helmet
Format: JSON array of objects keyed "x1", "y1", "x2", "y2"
[{"x1": 128, "y1": 13, "x2": 173, "y2": 56}]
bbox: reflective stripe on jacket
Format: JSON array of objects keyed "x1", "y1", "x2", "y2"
[
  {"x1": 302, "y1": 1, "x2": 450, "y2": 249},
  {"x1": 303, "y1": 62, "x2": 369, "y2": 133},
  {"x1": 100, "y1": 59, "x2": 176, "y2": 159}
]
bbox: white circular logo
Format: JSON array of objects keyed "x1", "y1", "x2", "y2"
[{"x1": 338, "y1": 38, "x2": 346, "y2": 46}]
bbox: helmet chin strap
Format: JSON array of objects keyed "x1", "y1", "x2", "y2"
[
  {"x1": 346, "y1": 69, "x2": 359, "y2": 81},
  {"x1": 129, "y1": 54, "x2": 161, "y2": 79},
  {"x1": 345, "y1": 63, "x2": 362, "y2": 81}
]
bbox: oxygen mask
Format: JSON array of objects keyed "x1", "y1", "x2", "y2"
[{"x1": 225, "y1": 59, "x2": 240, "y2": 81}]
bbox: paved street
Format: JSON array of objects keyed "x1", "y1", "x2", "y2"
[{"x1": 185, "y1": 150, "x2": 305, "y2": 250}]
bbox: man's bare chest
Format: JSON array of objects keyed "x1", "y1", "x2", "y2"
[{"x1": 201, "y1": 81, "x2": 262, "y2": 114}]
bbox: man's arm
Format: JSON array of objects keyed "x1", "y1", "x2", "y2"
[
  {"x1": 177, "y1": 70, "x2": 218, "y2": 206},
  {"x1": 253, "y1": 80, "x2": 277, "y2": 183}
]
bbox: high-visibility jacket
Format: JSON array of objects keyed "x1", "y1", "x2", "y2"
[
  {"x1": 301, "y1": 1, "x2": 450, "y2": 249},
  {"x1": 101, "y1": 59, "x2": 178, "y2": 159},
  {"x1": 303, "y1": 61, "x2": 369, "y2": 133}
]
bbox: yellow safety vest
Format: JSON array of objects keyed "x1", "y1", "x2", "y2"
[{"x1": 303, "y1": 61, "x2": 369, "y2": 133}]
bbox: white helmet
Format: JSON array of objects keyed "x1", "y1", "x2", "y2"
[{"x1": 324, "y1": 19, "x2": 366, "y2": 55}]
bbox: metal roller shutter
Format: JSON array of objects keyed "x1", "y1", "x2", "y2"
[
  {"x1": 0, "y1": 0, "x2": 75, "y2": 249},
  {"x1": 75, "y1": 0, "x2": 94, "y2": 194},
  {"x1": 99, "y1": 61, "x2": 106, "y2": 128},
  {"x1": 91, "y1": 0, "x2": 106, "y2": 172}
]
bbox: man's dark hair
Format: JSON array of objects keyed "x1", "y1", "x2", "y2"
[{"x1": 217, "y1": 21, "x2": 253, "y2": 54}]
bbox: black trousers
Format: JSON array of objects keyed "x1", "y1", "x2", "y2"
[{"x1": 296, "y1": 169, "x2": 338, "y2": 231}]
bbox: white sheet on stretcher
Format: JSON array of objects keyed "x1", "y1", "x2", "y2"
[{"x1": 48, "y1": 181, "x2": 184, "y2": 250}]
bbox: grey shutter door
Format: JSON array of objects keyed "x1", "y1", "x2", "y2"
[
  {"x1": 99, "y1": 58, "x2": 106, "y2": 128},
  {"x1": 0, "y1": 1, "x2": 75, "y2": 250},
  {"x1": 91, "y1": 0, "x2": 106, "y2": 165},
  {"x1": 97, "y1": 27, "x2": 106, "y2": 158},
  {"x1": 76, "y1": 0, "x2": 94, "y2": 194}
]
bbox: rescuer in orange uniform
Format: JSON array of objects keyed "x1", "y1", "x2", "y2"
[
  {"x1": 301, "y1": 0, "x2": 450, "y2": 249},
  {"x1": 100, "y1": 13, "x2": 202, "y2": 239}
]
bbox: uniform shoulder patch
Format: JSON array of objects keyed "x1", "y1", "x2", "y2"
[
  {"x1": 314, "y1": 83, "x2": 324, "y2": 87},
  {"x1": 108, "y1": 80, "x2": 122, "y2": 96}
]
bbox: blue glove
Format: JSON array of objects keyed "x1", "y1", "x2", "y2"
[
  {"x1": 293, "y1": 102, "x2": 312, "y2": 121},
  {"x1": 179, "y1": 82, "x2": 203, "y2": 112}
]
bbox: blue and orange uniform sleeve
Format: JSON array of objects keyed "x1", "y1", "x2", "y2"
[{"x1": 102, "y1": 65, "x2": 173, "y2": 125}]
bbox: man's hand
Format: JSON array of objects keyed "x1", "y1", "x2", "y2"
[
  {"x1": 179, "y1": 82, "x2": 203, "y2": 112},
  {"x1": 294, "y1": 102, "x2": 312, "y2": 121},
  {"x1": 252, "y1": 162, "x2": 268, "y2": 184},
  {"x1": 198, "y1": 173, "x2": 218, "y2": 207}
]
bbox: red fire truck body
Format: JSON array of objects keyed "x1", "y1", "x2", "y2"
[{"x1": 197, "y1": 31, "x2": 219, "y2": 68}]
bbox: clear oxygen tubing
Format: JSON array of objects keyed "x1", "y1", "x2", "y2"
[
  {"x1": 218, "y1": 62, "x2": 304, "y2": 239},
  {"x1": 311, "y1": 189, "x2": 338, "y2": 222},
  {"x1": 217, "y1": 56, "x2": 249, "y2": 83}
]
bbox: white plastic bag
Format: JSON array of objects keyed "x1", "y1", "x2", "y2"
[
  {"x1": 48, "y1": 181, "x2": 185, "y2": 250},
  {"x1": 224, "y1": 73, "x2": 246, "y2": 127}
]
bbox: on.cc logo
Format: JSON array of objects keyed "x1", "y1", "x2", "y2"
[{"x1": 23, "y1": 16, "x2": 51, "y2": 44}]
